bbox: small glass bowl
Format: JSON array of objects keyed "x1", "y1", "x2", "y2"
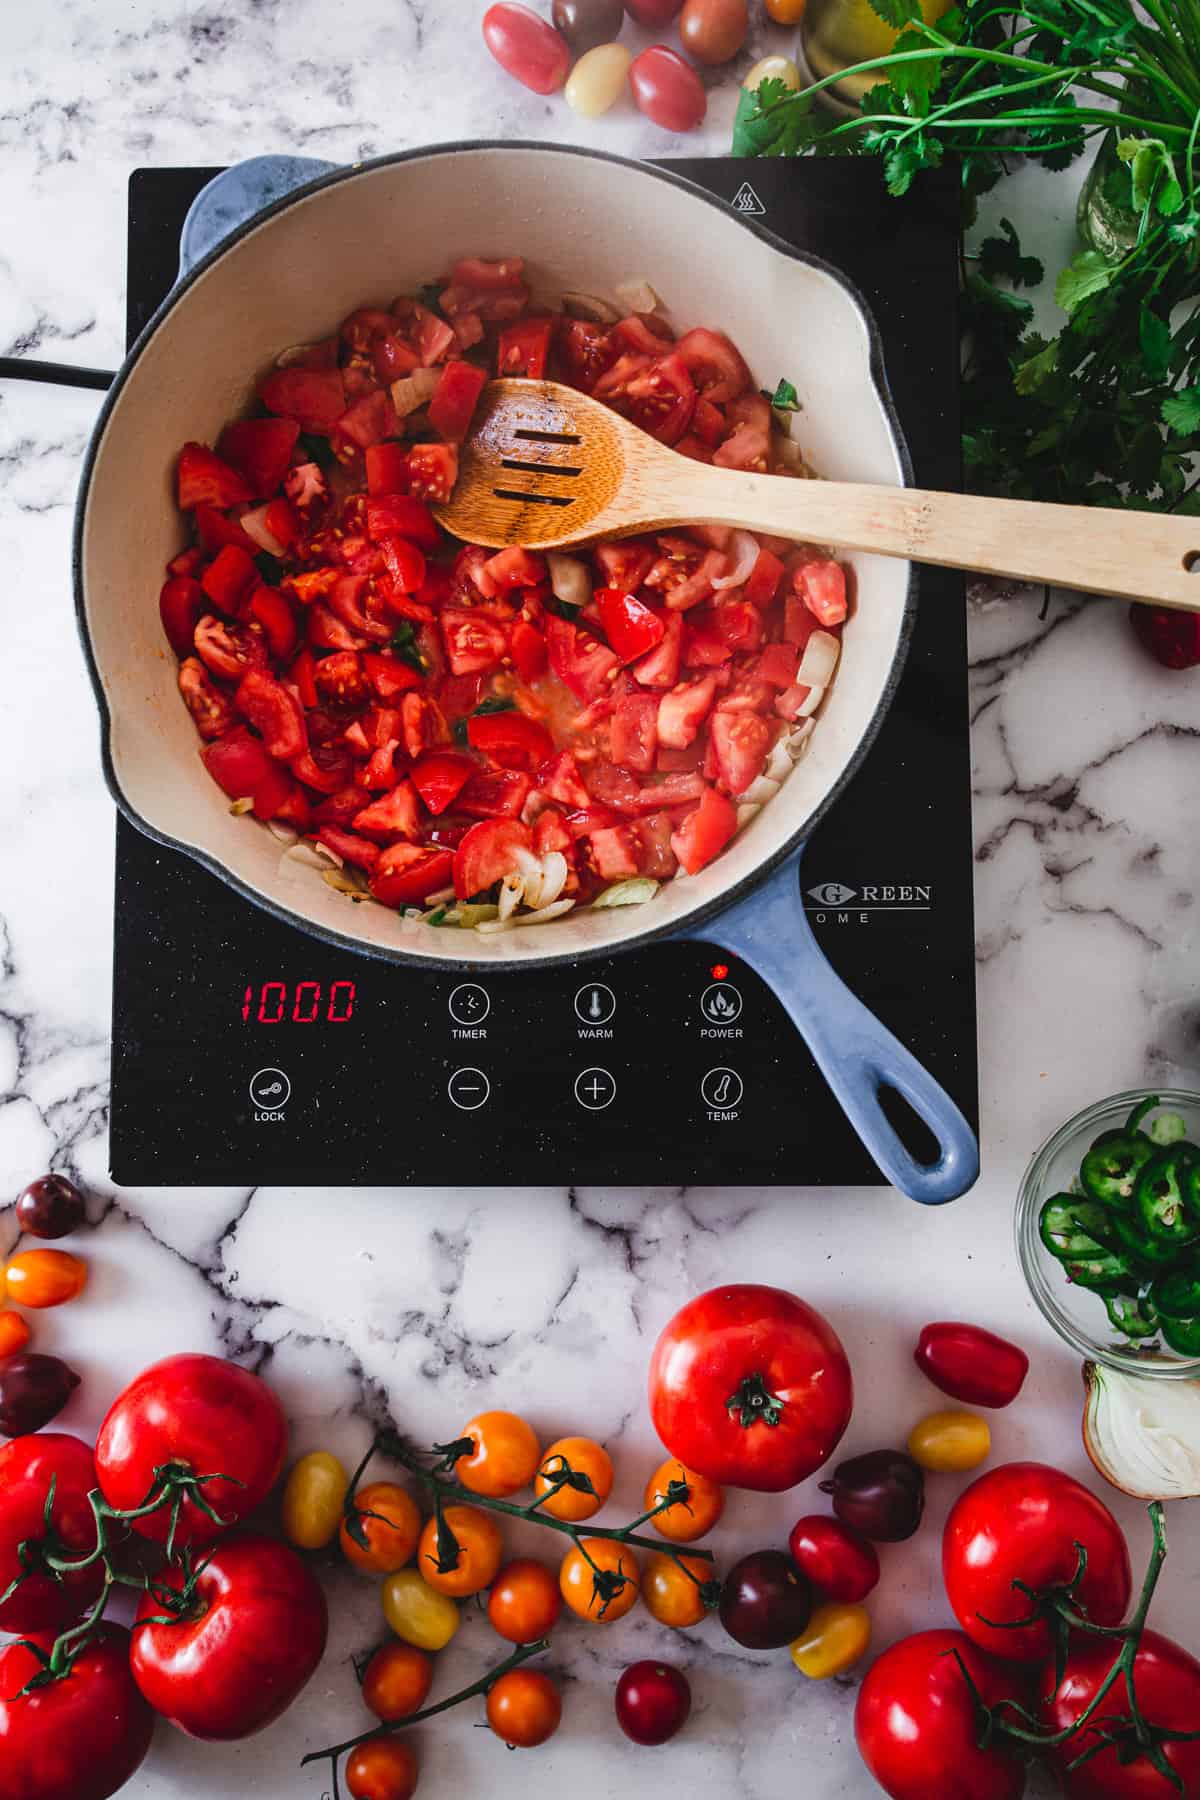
[{"x1": 1015, "y1": 1088, "x2": 1200, "y2": 1379}]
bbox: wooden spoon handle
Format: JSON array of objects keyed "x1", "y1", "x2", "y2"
[{"x1": 672, "y1": 470, "x2": 1200, "y2": 611}]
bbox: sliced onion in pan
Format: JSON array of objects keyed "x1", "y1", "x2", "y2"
[
  {"x1": 547, "y1": 553, "x2": 592, "y2": 611},
  {"x1": 712, "y1": 531, "x2": 760, "y2": 590},
  {"x1": 390, "y1": 367, "x2": 439, "y2": 416},
  {"x1": 798, "y1": 630, "x2": 841, "y2": 688},
  {"x1": 514, "y1": 898, "x2": 575, "y2": 925},
  {"x1": 561, "y1": 292, "x2": 620, "y2": 323}
]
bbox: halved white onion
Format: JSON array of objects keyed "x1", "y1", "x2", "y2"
[
  {"x1": 1083, "y1": 1362, "x2": 1200, "y2": 1499},
  {"x1": 798, "y1": 630, "x2": 841, "y2": 687},
  {"x1": 547, "y1": 553, "x2": 592, "y2": 612},
  {"x1": 712, "y1": 530, "x2": 760, "y2": 590}
]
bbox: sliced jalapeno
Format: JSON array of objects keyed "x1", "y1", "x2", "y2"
[
  {"x1": 1040, "y1": 1196, "x2": 1122, "y2": 1261},
  {"x1": 1103, "y1": 1292, "x2": 1159, "y2": 1339},
  {"x1": 1125, "y1": 1096, "x2": 1160, "y2": 1135},
  {"x1": 1149, "y1": 1268, "x2": 1200, "y2": 1321},
  {"x1": 1080, "y1": 1133, "x2": 1155, "y2": 1207},
  {"x1": 1160, "y1": 1313, "x2": 1200, "y2": 1356},
  {"x1": 1135, "y1": 1149, "x2": 1200, "y2": 1245},
  {"x1": 1064, "y1": 1253, "x2": 1135, "y2": 1290},
  {"x1": 1109, "y1": 1209, "x2": 1182, "y2": 1269}
]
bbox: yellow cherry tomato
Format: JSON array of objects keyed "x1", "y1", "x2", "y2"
[
  {"x1": 644, "y1": 1458, "x2": 725, "y2": 1542},
  {"x1": 416, "y1": 1504, "x2": 504, "y2": 1598},
  {"x1": 535, "y1": 1436, "x2": 613, "y2": 1522},
  {"x1": 765, "y1": 0, "x2": 807, "y2": 22},
  {"x1": 281, "y1": 1451, "x2": 349, "y2": 1550},
  {"x1": 790, "y1": 1602, "x2": 871, "y2": 1679},
  {"x1": 565, "y1": 42, "x2": 632, "y2": 118},
  {"x1": 455, "y1": 1411, "x2": 541, "y2": 1498},
  {"x1": 907, "y1": 1408, "x2": 991, "y2": 1473},
  {"x1": 382, "y1": 1568, "x2": 460, "y2": 1651},
  {"x1": 4, "y1": 1249, "x2": 86, "y2": 1309},
  {"x1": 559, "y1": 1538, "x2": 640, "y2": 1622},
  {"x1": 643, "y1": 1551, "x2": 711, "y2": 1629},
  {"x1": 743, "y1": 51, "x2": 801, "y2": 91}
]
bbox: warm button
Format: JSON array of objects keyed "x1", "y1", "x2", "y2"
[{"x1": 574, "y1": 982, "x2": 616, "y2": 1025}]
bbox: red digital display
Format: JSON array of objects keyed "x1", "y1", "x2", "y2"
[{"x1": 241, "y1": 981, "x2": 356, "y2": 1023}]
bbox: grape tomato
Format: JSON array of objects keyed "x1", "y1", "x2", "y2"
[
  {"x1": 744, "y1": 53, "x2": 801, "y2": 91},
  {"x1": 15, "y1": 1174, "x2": 86, "y2": 1240},
  {"x1": 679, "y1": 0, "x2": 748, "y2": 65},
  {"x1": 907, "y1": 1409, "x2": 991, "y2": 1473},
  {"x1": 629, "y1": 45, "x2": 707, "y2": 131},
  {"x1": 719, "y1": 1549, "x2": 811, "y2": 1649},
  {"x1": 483, "y1": 3, "x2": 572, "y2": 93},
  {"x1": 0, "y1": 1312, "x2": 31, "y2": 1360},
  {"x1": 565, "y1": 41, "x2": 632, "y2": 115},
  {"x1": 361, "y1": 1641, "x2": 433, "y2": 1723},
  {"x1": 624, "y1": 0, "x2": 684, "y2": 21},
  {"x1": 0, "y1": 1353, "x2": 80, "y2": 1437},
  {"x1": 4, "y1": 1248, "x2": 87, "y2": 1309},
  {"x1": 787, "y1": 1514, "x2": 879, "y2": 1603},
  {"x1": 913, "y1": 1321, "x2": 1029, "y2": 1409},
  {"x1": 765, "y1": 0, "x2": 808, "y2": 20},
  {"x1": 820, "y1": 1449, "x2": 926, "y2": 1542},
  {"x1": 643, "y1": 1551, "x2": 710, "y2": 1628},
  {"x1": 381, "y1": 1568, "x2": 460, "y2": 1651},
  {"x1": 281, "y1": 1450, "x2": 349, "y2": 1550},
  {"x1": 554, "y1": 0, "x2": 626, "y2": 50},
  {"x1": 790, "y1": 1601, "x2": 871, "y2": 1679},
  {"x1": 346, "y1": 1737, "x2": 420, "y2": 1800}
]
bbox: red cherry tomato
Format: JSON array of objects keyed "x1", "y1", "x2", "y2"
[
  {"x1": 624, "y1": 0, "x2": 684, "y2": 22},
  {"x1": 95, "y1": 1353, "x2": 289, "y2": 1548},
  {"x1": 855, "y1": 1629, "x2": 1028, "y2": 1800},
  {"x1": 629, "y1": 46, "x2": 707, "y2": 133},
  {"x1": 615, "y1": 1660, "x2": 692, "y2": 1746},
  {"x1": 943, "y1": 1463, "x2": 1132, "y2": 1663},
  {"x1": 648, "y1": 1284, "x2": 853, "y2": 1492},
  {"x1": 0, "y1": 1626, "x2": 155, "y2": 1800},
  {"x1": 914, "y1": 1322, "x2": 1030, "y2": 1409},
  {"x1": 788, "y1": 1514, "x2": 880, "y2": 1603},
  {"x1": 131, "y1": 1533, "x2": 327, "y2": 1740},
  {"x1": 483, "y1": 3, "x2": 571, "y2": 94},
  {"x1": 1039, "y1": 1628, "x2": 1200, "y2": 1799},
  {"x1": 0, "y1": 1435, "x2": 103, "y2": 1635}
]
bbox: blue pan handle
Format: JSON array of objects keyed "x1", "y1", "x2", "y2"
[
  {"x1": 682, "y1": 855, "x2": 979, "y2": 1203},
  {"x1": 178, "y1": 156, "x2": 337, "y2": 278}
]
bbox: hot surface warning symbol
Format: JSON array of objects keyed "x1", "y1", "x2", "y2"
[{"x1": 731, "y1": 182, "x2": 766, "y2": 215}]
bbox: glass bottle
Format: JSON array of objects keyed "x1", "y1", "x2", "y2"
[
  {"x1": 1077, "y1": 128, "x2": 1142, "y2": 263},
  {"x1": 801, "y1": 0, "x2": 953, "y2": 111}
]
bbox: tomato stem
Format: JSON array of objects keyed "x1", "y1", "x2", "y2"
[{"x1": 725, "y1": 1372, "x2": 785, "y2": 1429}]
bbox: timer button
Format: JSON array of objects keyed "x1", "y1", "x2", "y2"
[
  {"x1": 448, "y1": 1067, "x2": 490, "y2": 1111},
  {"x1": 249, "y1": 1068, "x2": 291, "y2": 1109},
  {"x1": 448, "y1": 983, "x2": 490, "y2": 1027}
]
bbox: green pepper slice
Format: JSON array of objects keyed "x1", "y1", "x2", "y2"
[
  {"x1": 1039, "y1": 1195, "x2": 1123, "y2": 1261},
  {"x1": 1160, "y1": 1313, "x2": 1200, "y2": 1356},
  {"x1": 1125, "y1": 1096, "x2": 1160, "y2": 1135},
  {"x1": 1080, "y1": 1133, "x2": 1155, "y2": 1206},
  {"x1": 1135, "y1": 1148, "x2": 1200, "y2": 1245},
  {"x1": 1103, "y1": 1292, "x2": 1160, "y2": 1339},
  {"x1": 1108, "y1": 1209, "x2": 1183, "y2": 1269},
  {"x1": 1149, "y1": 1268, "x2": 1200, "y2": 1320},
  {"x1": 1063, "y1": 1252, "x2": 1136, "y2": 1290}
]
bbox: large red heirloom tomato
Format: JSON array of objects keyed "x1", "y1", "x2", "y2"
[
  {"x1": 131, "y1": 1532, "x2": 328, "y2": 1739},
  {"x1": 943, "y1": 1462, "x2": 1132, "y2": 1663},
  {"x1": 648, "y1": 1284, "x2": 853, "y2": 1491},
  {"x1": 95, "y1": 1353, "x2": 288, "y2": 1546},
  {"x1": 0, "y1": 1434, "x2": 104, "y2": 1634},
  {"x1": 855, "y1": 1628, "x2": 1028, "y2": 1800},
  {"x1": 0, "y1": 1626, "x2": 155, "y2": 1800},
  {"x1": 1039, "y1": 1629, "x2": 1200, "y2": 1800}
]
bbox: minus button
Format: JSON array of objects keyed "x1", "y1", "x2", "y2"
[{"x1": 448, "y1": 1067, "x2": 491, "y2": 1111}]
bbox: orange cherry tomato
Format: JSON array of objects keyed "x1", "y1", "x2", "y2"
[
  {"x1": 346, "y1": 1735, "x2": 419, "y2": 1800},
  {"x1": 0, "y1": 1312, "x2": 32, "y2": 1358},
  {"x1": 486, "y1": 1668, "x2": 563, "y2": 1748},
  {"x1": 643, "y1": 1551, "x2": 712, "y2": 1629},
  {"x1": 487, "y1": 1558, "x2": 563, "y2": 1644},
  {"x1": 3, "y1": 1250, "x2": 86, "y2": 1309},
  {"x1": 644, "y1": 1458, "x2": 725, "y2": 1542},
  {"x1": 534, "y1": 1436, "x2": 613, "y2": 1522},
  {"x1": 417, "y1": 1504, "x2": 503, "y2": 1598},
  {"x1": 340, "y1": 1482, "x2": 422, "y2": 1575},
  {"x1": 765, "y1": 0, "x2": 807, "y2": 21},
  {"x1": 455, "y1": 1411, "x2": 541, "y2": 1498},
  {"x1": 559, "y1": 1538, "x2": 640, "y2": 1623},
  {"x1": 361, "y1": 1642, "x2": 434, "y2": 1722}
]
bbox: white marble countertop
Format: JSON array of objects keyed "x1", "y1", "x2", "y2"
[{"x1": 3, "y1": 4, "x2": 1200, "y2": 1798}]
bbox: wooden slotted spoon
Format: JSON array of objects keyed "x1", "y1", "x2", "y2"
[{"x1": 435, "y1": 378, "x2": 1200, "y2": 609}]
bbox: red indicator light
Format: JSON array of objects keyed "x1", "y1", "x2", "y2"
[{"x1": 710, "y1": 963, "x2": 729, "y2": 980}]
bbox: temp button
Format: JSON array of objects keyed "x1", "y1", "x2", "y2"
[
  {"x1": 448, "y1": 1067, "x2": 491, "y2": 1111},
  {"x1": 574, "y1": 1067, "x2": 616, "y2": 1111},
  {"x1": 701, "y1": 1067, "x2": 743, "y2": 1111}
]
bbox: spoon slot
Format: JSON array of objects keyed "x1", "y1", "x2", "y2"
[
  {"x1": 492, "y1": 488, "x2": 575, "y2": 507},
  {"x1": 499, "y1": 457, "x2": 584, "y2": 477}
]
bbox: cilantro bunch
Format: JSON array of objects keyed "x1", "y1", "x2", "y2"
[{"x1": 733, "y1": 0, "x2": 1200, "y2": 509}]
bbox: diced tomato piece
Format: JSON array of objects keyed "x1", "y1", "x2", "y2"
[
  {"x1": 400, "y1": 692, "x2": 450, "y2": 760},
  {"x1": 216, "y1": 418, "x2": 300, "y2": 498},
  {"x1": 313, "y1": 650, "x2": 368, "y2": 709},
  {"x1": 315, "y1": 827, "x2": 381, "y2": 872},
  {"x1": 452, "y1": 545, "x2": 500, "y2": 601},
  {"x1": 337, "y1": 389, "x2": 399, "y2": 451},
  {"x1": 235, "y1": 669, "x2": 307, "y2": 761},
  {"x1": 360, "y1": 738, "x2": 401, "y2": 790},
  {"x1": 328, "y1": 572, "x2": 392, "y2": 644},
  {"x1": 484, "y1": 547, "x2": 545, "y2": 592},
  {"x1": 631, "y1": 772, "x2": 705, "y2": 811},
  {"x1": 290, "y1": 648, "x2": 319, "y2": 709},
  {"x1": 634, "y1": 811, "x2": 678, "y2": 880},
  {"x1": 532, "y1": 807, "x2": 574, "y2": 860},
  {"x1": 594, "y1": 541, "x2": 655, "y2": 592},
  {"x1": 497, "y1": 317, "x2": 554, "y2": 378},
  {"x1": 404, "y1": 303, "x2": 456, "y2": 367},
  {"x1": 661, "y1": 548, "x2": 729, "y2": 613},
  {"x1": 670, "y1": 784, "x2": 738, "y2": 875},
  {"x1": 258, "y1": 366, "x2": 347, "y2": 434},
  {"x1": 341, "y1": 307, "x2": 398, "y2": 351},
  {"x1": 167, "y1": 546, "x2": 205, "y2": 579},
  {"x1": 656, "y1": 741, "x2": 706, "y2": 773},
  {"x1": 194, "y1": 615, "x2": 269, "y2": 682},
  {"x1": 612, "y1": 314, "x2": 674, "y2": 355},
  {"x1": 622, "y1": 351, "x2": 696, "y2": 446},
  {"x1": 714, "y1": 392, "x2": 772, "y2": 473},
  {"x1": 775, "y1": 682, "x2": 815, "y2": 722},
  {"x1": 596, "y1": 588, "x2": 666, "y2": 664},
  {"x1": 756, "y1": 642, "x2": 800, "y2": 689},
  {"x1": 245, "y1": 586, "x2": 298, "y2": 660},
  {"x1": 546, "y1": 614, "x2": 620, "y2": 703},
  {"x1": 273, "y1": 784, "x2": 311, "y2": 830},
  {"x1": 657, "y1": 675, "x2": 717, "y2": 749},
  {"x1": 458, "y1": 767, "x2": 532, "y2": 820},
  {"x1": 160, "y1": 576, "x2": 205, "y2": 657},
  {"x1": 452, "y1": 313, "x2": 486, "y2": 353},
  {"x1": 716, "y1": 676, "x2": 775, "y2": 714},
  {"x1": 379, "y1": 539, "x2": 428, "y2": 604},
  {"x1": 192, "y1": 504, "x2": 258, "y2": 555},
  {"x1": 178, "y1": 657, "x2": 236, "y2": 740},
  {"x1": 362, "y1": 650, "x2": 422, "y2": 701},
  {"x1": 453, "y1": 817, "x2": 533, "y2": 899},
  {"x1": 675, "y1": 434, "x2": 712, "y2": 464},
  {"x1": 447, "y1": 255, "x2": 526, "y2": 292},
  {"x1": 610, "y1": 690, "x2": 659, "y2": 774},
  {"x1": 411, "y1": 751, "x2": 475, "y2": 816},
  {"x1": 795, "y1": 559, "x2": 848, "y2": 627},
  {"x1": 263, "y1": 499, "x2": 301, "y2": 551},
  {"x1": 589, "y1": 826, "x2": 641, "y2": 881},
  {"x1": 584, "y1": 760, "x2": 643, "y2": 813},
  {"x1": 343, "y1": 720, "x2": 371, "y2": 757},
  {"x1": 365, "y1": 442, "x2": 413, "y2": 497},
  {"x1": 437, "y1": 673, "x2": 485, "y2": 720},
  {"x1": 745, "y1": 546, "x2": 785, "y2": 608},
  {"x1": 296, "y1": 753, "x2": 356, "y2": 798},
  {"x1": 675, "y1": 328, "x2": 751, "y2": 405},
  {"x1": 308, "y1": 604, "x2": 368, "y2": 652},
  {"x1": 373, "y1": 332, "x2": 422, "y2": 382},
  {"x1": 370, "y1": 843, "x2": 457, "y2": 908},
  {"x1": 682, "y1": 614, "x2": 732, "y2": 669},
  {"x1": 691, "y1": 397, "x2": 726, "y2": 448},
  {"x1": 711, "y1": 709, "x2": 772, "y2": 796},
  {"x1": 199, "y1": 544, "x2": 258, "y2": 615},
  {"x1": 467, "y1": 711, "x2": 554, "y2": 770},
  {"x1": 511, "y1": 619, "x2": 547, "y2": 682},
  {"x1": 564, "y1": 805, "x2": 622, "y2": 840},
  {"x1": 406, "y1": 443, "x2": 458, "y2": 503},
  {"x1": 284, "y1": 568, "x2": 340, "y2": 607},
  {"x1": 713, "y1": 597, "x2": 764, "y2": 653},
  {"x1": 365, "y1": 494, "x2": 441, "y2": 550},
  {"x1": 203, "y1": 726, "x2": 294, "y2": 820},
  {"x1": 428, "y1": 360, "x2": 488, "y2": 444},
  {"x1": 441, "y1": 608, "x2": 508, "y2": 676},
  {"x1": 439, "y1": 280, "x2": 529, "y2": 322},
  {"x1": 631, "y1": 611, "x2": 682, "y2": 689},
  {"x1": 352, "y1": 781, "x2": 420, "y2": 839},
  {"x1": 784, "y1": 593, "x2": 821, "y2": 649},
  {"x1": 536, "y1": 750, "x2": 590, "y2": 809},
  {"x1": 557, "y1": 317, "x2": 615, "y2": 392},
  {"x1": 176, "y1": 442, "x2": 252, "y2": 511}
]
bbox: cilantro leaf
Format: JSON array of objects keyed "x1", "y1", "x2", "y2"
[
  {"x1": 731, "y1": 81, "x2": 820, "y2": 158},
  {"x1": 390, "y1": 622, "x2": 427, "y2": 671},
  {"x1": 253, "y1": 551, "x2": 284, "y2": 585},
  {"x1": 1117, "y1": 137, "x2": 1184, "y2": 218},
  {"x1": 1014, "y1": 336, "x2": 1058, "y2": 395},
  {"x1": 978, "y1": 219, "x2": 1044, "y2": 289},
  {"x1": 1162, "y1": 387, "x2": 1200, "y2": 435},
  {"x1": 865, "y1": 0, "x2": 922, "y2": 27},
  {"x1": 1054, "y1": 250, "x2": 1113, "y2": 315},
  {"x1": 1139, "y1": 308, "x2": 1172, "y2": 381},
  {"x1": 886, "y1": 29, "x2": 946, "y2": 106}
]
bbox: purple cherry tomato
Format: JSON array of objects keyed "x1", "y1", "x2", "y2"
[
  {"x1": 15, "y1": 1174, "x2": 86, "y2": 1241},
  {"x1": 629, "y1": 45, "x2": 707, "y2": 131},
  {"x1": 1130, "y1": 603, "x2": 1200, "y2": 669},
  {"x1": 483, "y1": 2, "x2": 572, "y2": 94},
  {"x1": 788, "y1": 1514, "x2": 880, "y2": 1603},
  {"x1": 0, "y1": 1353, "x2": 81, "y2": 1436},
  {"x1": 615, "y1": 1660, "x2": 692, "y2": 1745},
  {"x1": 914, "y1": 1321, "x2": 1030, "y2": 1409},
  {"x1": 554, "y1": 0, "x2": 626, "y2": 51},
  {"x1": 820, "y1": 1449, "x2": 925, "y2": 1543},
  {"x1": 718, "y1": 1549, "x2": 811, "y2": 1650},
  {"x1": 625, "y1": 0, "x2": 684, "y2": 22}
]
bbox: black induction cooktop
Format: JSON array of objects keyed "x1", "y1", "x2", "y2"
[{"x1": 109, "y1": 158, "x2": 976, "y2": 1186}]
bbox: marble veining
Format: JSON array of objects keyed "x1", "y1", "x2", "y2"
[{"x1": 2, "y1": 7, "x2": 1199, "y2": 1798}]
